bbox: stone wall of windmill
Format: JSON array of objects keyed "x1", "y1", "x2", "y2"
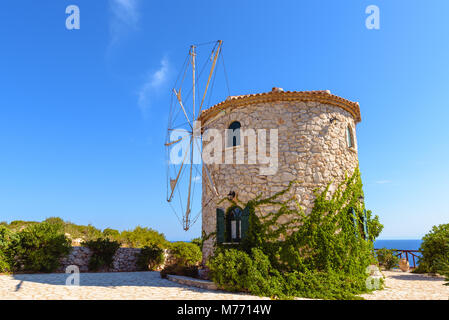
[{"x1": 199, "y1": 89, "x2": 361, "y2": 264}]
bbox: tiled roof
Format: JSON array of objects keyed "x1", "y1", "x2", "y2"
[{"x1": 198, "y1": 88, "x2": 361, "y2": 124}]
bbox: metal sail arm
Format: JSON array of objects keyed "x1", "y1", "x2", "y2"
[
  {"x1": 193, "y1": 136, "x2": 219, "y2": 197},
  {"x1": 164, "y1": 134, "x2": 190, "y2": 147},
  {"x1": 173, "y1": 88, "x2": 193, "y2": 129},
  {"x1": 165, "y1": 41, "x2": 227, "y2": 232},
  {"x1": 184, "y1": 136, "x2": 194, "y2": 230},
  {"x1": 199, "y1": 40, "x2": 223, "y2": 115},
  {"x1": 204, "y1": 164, "x2": 218, "y2": 196},
  {"x1": 167, "y1": 142, "x2": 191, "y2": 202}
]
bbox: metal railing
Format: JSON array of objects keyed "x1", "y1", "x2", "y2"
[{"x1": 374, "y1": 249, "x2": 421, "y2": 269}]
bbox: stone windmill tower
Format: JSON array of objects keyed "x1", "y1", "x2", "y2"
[{"x1": 197, "y1": 88, "x2": 361, "y2": 262}]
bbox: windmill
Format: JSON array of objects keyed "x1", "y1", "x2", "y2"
[{"x1": 165, "y1": 40, "x2": 227, "y2": 231}]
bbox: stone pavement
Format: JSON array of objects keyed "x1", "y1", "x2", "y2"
[
  {"x1": 0, "y1": 271, "x2": 267, "y2": 300},
  {"x1": 361, "y1": 270, "x2": 449, "y2": 300},
  {"x1": 0, "y1": 270, "x2": 448, "y2": 300}
]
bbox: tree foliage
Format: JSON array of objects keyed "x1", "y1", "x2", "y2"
[
  {"x1": 169, "y1": 242, "x2": 202, "y2": 267},
  {"x1": 10, "y1": 223, "x2": 71, "y2": 273},
  {"x1": 414, "y1": 224, "x2": 449, "y2": 274},
  {"x1": 375, "y1": 248, "x2": 399, "y2": 270},
  {"x1": 137, "y1": 244, "x2": 165, "y2": 271},
  {"x1": 83, "y1": 238, "x2": 121, "y2": 271}
]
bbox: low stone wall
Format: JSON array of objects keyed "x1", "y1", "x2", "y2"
[{"x1": 58, "y1": 247, "x2": 175, "y2": 273}]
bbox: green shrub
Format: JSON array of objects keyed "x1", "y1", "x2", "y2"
[
  {"x1": 160, "y1": 264, "x2": 199, "y2": 279},
  {"x1": 120, "y1": 226, "x2": 168, "y2": 248},
  {"x1": 208, "y1": 248, "x2": 255, "y2": 292},
  {"x1": 137, "y1": 244, "x2": 165, "y2": 271},
  {"x1": 12, "y1": 223, "x2": 71, "y2": 273},
  {"x1": 103, "y1": 228, "x2": 120, "y2": 240},
  {"x1": 376, "y1": 248, "x2": 399, "y2": 270},
  {"x1": 414, "y1": 224, "x2": 449, "y2": 274},
  {"x1": 207, "y1": 168, "x2": 382, "y2": 299},
  {"x1": 208, "y1": 248, "x2": 284, "y2": 296},
  {"x1": 7, "y1": 220, "x2": 38, "y2": 232},
  {"x1": 436, "y1": 261, "x2": 449, "y2": 286},
  {"x1": 84, "y1": 238, "x2": 121, "y2": 271},
  {"x1": 169, "y1": 242, "x2": 202, "y2": 267},
  {"x1": 68, "y1": 223, "x2": 103, "y2": 241},
  {"x1": 191, "y1": 237, "x2": 203, "y2": 250},
  {"x1": 208, "y1": 247, "x2": 367, "y2": 300},
  {"x1": 0, "y1": 226, "x2": 17, "y2": 273},
  {"x1": 44, "y1": 217, "x2": 65, "y2": 226}
]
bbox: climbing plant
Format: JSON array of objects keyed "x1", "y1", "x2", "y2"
[{"x1": 208, "y1": 167, "x2": 384, "y2": 299}]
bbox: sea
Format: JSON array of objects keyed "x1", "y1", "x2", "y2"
[{"x1": 374, "y1": 239, "x2": 422, "y2": 251}]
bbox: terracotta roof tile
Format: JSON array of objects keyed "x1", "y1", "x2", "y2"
[{"x1": 198, "y1": 88, "x2": 361, "y2": 124}]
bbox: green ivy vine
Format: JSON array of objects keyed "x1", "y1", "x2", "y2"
[{"x1": 207, "y1": 167, "x2": 384, "y2": 299}]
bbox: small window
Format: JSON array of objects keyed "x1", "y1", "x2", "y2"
[
  {"x1": 227, "y1": 121, "x2": 241, "y2": 147},
  {"x1": 226, "y1": 207, "x2": 242, "y2": 243},
  {"x1": 216, "y1": 206, "x2": 249, "y2": 244},
  {"x1": 346, "y1": 125, "x2": 354, "y2": 148}
]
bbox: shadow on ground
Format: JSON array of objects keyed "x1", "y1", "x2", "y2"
[
  {"x1": 10, "y1": 271, "x2": 194, "y2": 289},
  {"x1": 388, "y1": 273, "x2": 446, "y2": 282}
]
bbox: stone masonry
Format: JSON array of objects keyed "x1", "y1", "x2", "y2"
[
  {"x1": 199, "y1": 89, "x2": 361, "y2": 263},
  {"x1": 57, "y1": 247, "x2": 177, "y2": 273}
]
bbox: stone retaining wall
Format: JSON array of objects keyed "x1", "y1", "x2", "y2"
[{"x1": 57, "y1": 247, "x2": 176, "y2": 273}]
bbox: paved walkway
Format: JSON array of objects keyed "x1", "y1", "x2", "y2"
[
  {"x1": 361, "y1": 270, "x2": 449, "y2": 300},
  {"x1": 0, "y1": 272, "x2": 267, "y2": 300},
  {"x1": 0, "y1": 270, "x2": 448, "y2": 300}
]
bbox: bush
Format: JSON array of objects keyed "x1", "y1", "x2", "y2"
[
  {"x1": 120, "y1": 226, "x2": 168, "y2": 248},
  {"x1": 12, "y1": 223, "x2": 71, "y2": 273},
  {"x1": 169, "y1": 242, "x2": 202, "y2": 267},
  {"x1": 137, "y1": 244, "x2": 165, "y2": 271},
  {"x1": 7, "y1": 220, "x2": 38, "y2": 232},
  {"x1": 44, "y1": 217, "x2": 65, "y2": 226},
  {"x1": 84, "y1": 238, "x2": 121, "y2": 271},
  {"x1": 103, "y1": 228, "x2": 120, "y2": 240},
  {"x1": 0, "y1": 226, "x2": 17, "y2": 273},
  {"x1": 207, "y1": 168, "x2": 382, "y2": 299},
  {"x1": 191, "y1": 237, "x2": 203, "y2": 251},
  {"x1": 160, "y1": 264, "x2": 199, "y2": 279},
  {"x1": 376, "y1": 248, "x2": 399, "y2": 270},
  {"x1": 208, "y1": 248, "x2": 282, "y2": 295},
  {"x1": 414, "y1": 224, "x2": 449, "y2": 273},
  {"x1": 208, "y1": 247, "x2": 366, "y2": 299}
]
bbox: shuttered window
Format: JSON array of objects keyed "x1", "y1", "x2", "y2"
[
  {"x1": 362, "y1": 209, "x2": 369, "y2": 240},
  {"x1": 216, "y1": 208, "x2": 225, "y2": 244},
  {"x1": 216, "y1": 206, "x2": 250, "y2": 244},
  {"x1": 347, "y1": 125, "x2": 354, "y2": 148},
  {"x1": 241, "y1": 207, "x2": 250, "y2": 240}
]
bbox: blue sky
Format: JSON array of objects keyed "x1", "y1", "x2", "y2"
[{"x1": 0, "y1": 0, "x2": 448, "y2": 240}]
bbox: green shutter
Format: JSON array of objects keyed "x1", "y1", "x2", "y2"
[
  {"x1": 241, "y1": 207, "x2": 250, "y2": 240},
  {"x1": 216, "y1": 208, "x2": 225, "y2": 244},
  {"x1": 362, "y1": 209, "x2": 369, "y2": 240}
]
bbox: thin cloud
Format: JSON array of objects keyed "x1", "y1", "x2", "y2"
[
  {"x1": 109, "y1": 0, "x2": 140, "y2": 46},
  {"x1": 138, "y1": 57, "x2": 171, "y2": 113},
  {"x1": 375, "y1": 180, "x2": 392, "y2": 184}
]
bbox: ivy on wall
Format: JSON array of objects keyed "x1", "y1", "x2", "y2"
[{"x1": 207, "y1": 167, "x2": 384, "y2": 299}]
